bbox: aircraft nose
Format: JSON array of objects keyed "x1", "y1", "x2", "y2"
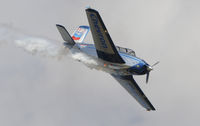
[
  {"x1": 146, "y1": 65, "x2": 153, "y2": 71},
  {"x1": 128, "y1": 63, "x2": 147, "y2": 75},
  {"x1": 135, "y1": 63, "x2": 152, "y2": 75}
]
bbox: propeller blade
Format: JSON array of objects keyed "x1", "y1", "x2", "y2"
[
  {"x1": 152, "y1": 61, "x2": 160, "y2": 67},
  {"x1": 146, "y1": 72, "x2": 150, "y2": 84}
]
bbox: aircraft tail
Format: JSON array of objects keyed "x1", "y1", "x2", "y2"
[
  {"x1": 56, "y1": 24, "x2": 76, "y2": 46},
  {"x1": 72, "y1": 26, "x2": 90, "y2": 43}
]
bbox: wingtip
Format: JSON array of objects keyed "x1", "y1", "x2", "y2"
[
  {"x1": 56, "y1": 24, "x2": 62, "y2": 27},
  {"x1": 56, "y1": 24, "x2": 65, "y2": 29},
  {"x1": 86, "y1": 6, "x2": 92, "y2": 9},
  {"x1": 147, "y1": 108, "x2": 156, "y2": 111},
  {"x1": 85, "y1": 7, "x2": 98, "y2": 13}
]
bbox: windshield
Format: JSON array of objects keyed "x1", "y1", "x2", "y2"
[{"x1": 116, "y1": 46, "x2": 136, "y2": 56}]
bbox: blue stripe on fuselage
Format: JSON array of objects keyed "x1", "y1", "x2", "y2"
[
  {"x1": 76, "y1": 43, "x2": 147, "y2": 75},
  {"x1": 77, "y1": 43, "x2": 145, "y2": 66}
]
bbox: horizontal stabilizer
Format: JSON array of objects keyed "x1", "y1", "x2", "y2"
[{"x1": 56, "y1": 24, "x2": 75, "y2": 45}]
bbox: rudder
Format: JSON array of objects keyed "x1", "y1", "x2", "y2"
[{"x1": 72, "y1": 26, "x2": 90, "y2": 43}]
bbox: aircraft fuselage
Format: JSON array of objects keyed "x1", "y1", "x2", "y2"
[{"x1": 65, "y1": 42, "x2": 150, "y2": 76}]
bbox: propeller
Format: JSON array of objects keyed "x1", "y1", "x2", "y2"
[{"x1": 146, "y1": 61, "x2": 159, "y2": 84}]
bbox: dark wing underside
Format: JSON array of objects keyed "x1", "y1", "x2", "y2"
[
  {"x1": 111, "y1": 74, "x2": 155, "y2": 111},
  {"x1": 86, "y1": 8, "x2": 125, "y2": 64}
]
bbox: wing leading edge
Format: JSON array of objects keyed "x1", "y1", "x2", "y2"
[
  {"x1": 111, "y1": 74, "x2": 155, "y2": 111},
  {"x1": 86, "y1": 8, "x2": 125, "y2": 64}
]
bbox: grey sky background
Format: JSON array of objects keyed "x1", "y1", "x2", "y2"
[{"x1": 0, "y1": 0, "x2": 200, "y2": 126}]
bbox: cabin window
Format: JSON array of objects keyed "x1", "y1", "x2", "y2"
[{"x1": 116, "y1": 46, "x2": 136, "y2": 56}]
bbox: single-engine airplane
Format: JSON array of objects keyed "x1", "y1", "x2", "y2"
[{"x1": 56, "y1": 8, "x2": 158, "y2": 111}]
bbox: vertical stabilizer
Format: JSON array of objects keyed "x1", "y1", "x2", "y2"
[{"x1": 72, "y1": 26, "x2": 90, "y2": 43}]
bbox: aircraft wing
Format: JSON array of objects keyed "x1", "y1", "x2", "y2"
[
  {"x1": 111, "y1": 74, "x2": 155, "y2": 111},
  {"x1": 86, "y1": 8, "x2": 125, "y2": 64}
]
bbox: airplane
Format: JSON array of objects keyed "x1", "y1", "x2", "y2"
[{"x1": 56, "y1": 8, "x2": 158, "y2": 111}]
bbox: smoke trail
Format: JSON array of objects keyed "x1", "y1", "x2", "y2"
[
  {"x1": 0, "y1": 24, "x2": 68, "y2": 59},
  {"x1": 70, "y1": 51, "x2": 109, "y2": 73},
  {"x1": 15, "y1": 37, "x2": 67, "y2": 59},
  {"x1": 0, "y1": 24, "x2": 96, "y2": 65},
  {"x1": 0, "y1": 24, "x2": 102, "y2": 72},
  {"x1": 70, "y1": 50, "x2": 115, "y2": 74},
  {"x1": 71, "y1": 51, "x2": 97, "y2": 65}
]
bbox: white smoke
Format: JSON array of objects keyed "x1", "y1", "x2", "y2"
[
  {"x1": 70, "y1": 51, "x2": 100, "y2": 69},
  {"x1": 0, "y1": 24, "x2": 68, "y2": 59},
  {"x1": 0, "y1": 24, "x2": 116, "y2": 75},
  {"x1": 0, "y1": 24, "x2": 99, "y2": 68},
  {"x1": 70, "y1": 50, "x2": 115, "y2": 74},
  {"x1": 71, "y1": 52, "x2": 97, "y2": 65},
  {"x1": 15, "y1": 37, "x2": 67, "y2": 59}
]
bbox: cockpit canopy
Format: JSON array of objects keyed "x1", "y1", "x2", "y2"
[{"x1": 116, "y1": 46, "x2": 136, "y2": 56}]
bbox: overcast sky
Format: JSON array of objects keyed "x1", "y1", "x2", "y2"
[{"x1": 0, "y1": 0, "x2": 200, "y2": 126}]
